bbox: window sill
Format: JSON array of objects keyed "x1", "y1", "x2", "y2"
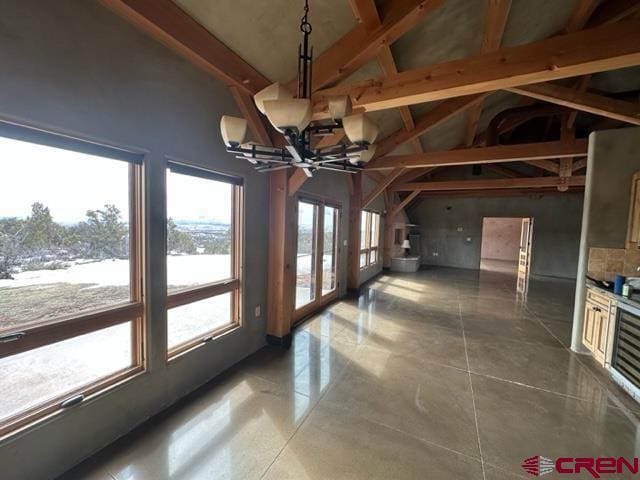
[
  {"x1": 167, "y1": 322, "x2": 242, "y2": 362},
  {"x1": 0, "y1": 365, "x2": 146, "y2": 442}
]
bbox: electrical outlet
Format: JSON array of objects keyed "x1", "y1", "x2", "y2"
[
  {"x1": 457, "y1": 226, "x2": 463, "y2": 232},
  {"x1": 432, "y1": 252, "x2": 439, "y2": 257},
  {"x1": 255, "y1": 305, "x2": 261, "y2": 317},
  {"x1": 343, "y1": 239, "x2": 348, "y2": 246}
]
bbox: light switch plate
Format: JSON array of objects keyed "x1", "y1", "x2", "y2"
[{"x1": 255, "y1": 305, "x2": 261, "y2": 317}]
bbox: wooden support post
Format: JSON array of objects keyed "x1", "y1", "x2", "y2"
[
  {"x1": 347, "y1": 172, "x2": 363, "y2": 292},
  {"x1": 383, "y1": 210, "x2": 394, "y2": 269},
  {"x1": 266, "y1": 170, "x2": 296, "y2": 347}
]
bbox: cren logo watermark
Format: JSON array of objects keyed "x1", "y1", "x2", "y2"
[{"x1": 521, "y1": 456, "x2": 639, "y2": 478}]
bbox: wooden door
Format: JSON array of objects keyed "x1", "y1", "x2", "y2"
[
  {"x1": 582, "y1": 303, "x2": 597, "y2": 352},
  {"x1": 593, "y1": 308, "x2": 608, "y2": 365},
  {"x1": 518, "y1": 218, "x2": 534, "y2": 278}
]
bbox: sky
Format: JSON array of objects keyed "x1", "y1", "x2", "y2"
[{"x1": 0, "y1": 136, "x2": 232, "y2": 224}]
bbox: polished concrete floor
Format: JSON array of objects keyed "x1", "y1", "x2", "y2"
[{"x1": 62, "y1": 268, "x2": 640, "y2": 480}]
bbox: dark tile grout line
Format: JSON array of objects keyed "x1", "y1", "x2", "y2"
[
  {"x1": 524, "y1": 302, "x2": 640, "y2": 418},
  {"x1": 457, "y1": 292, "x2": 487, "y2": 480},
  {"x1": 258, "y1": 336, "x2": 357, "y2": 479}
]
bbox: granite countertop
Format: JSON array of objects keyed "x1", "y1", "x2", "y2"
[{"x1": 586, "y1": 279, "x2": 640, "y2": 309}]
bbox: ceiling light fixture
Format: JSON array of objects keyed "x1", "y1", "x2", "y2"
[{"x1": 219, "y1": 0, "x2": 379, "y2": 176}]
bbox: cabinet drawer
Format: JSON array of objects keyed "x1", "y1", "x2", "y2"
[{"x1": 586, "y1": 288, "x2": 610, "y2": 310}]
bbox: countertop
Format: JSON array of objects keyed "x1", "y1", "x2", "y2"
[{"x1": 586, "y1": 279, "x2": 640, "y2": 310}]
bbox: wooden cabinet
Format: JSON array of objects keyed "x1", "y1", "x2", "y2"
[
  {"x1": 626, "y1": 172, "x2": 640, "y2": 248},
  {"x1": 582, "y1": 287, "x2": 616, "y2": 366}
]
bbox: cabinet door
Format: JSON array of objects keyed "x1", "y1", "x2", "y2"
[
  {"x1": 593, "y1": 309, "x2": 608, "y2": 365},
  {"x1": 626, "y1": 172, "x2": 640, "y2": 247},
  {"x1": 583, "y1": 304, "x2": 597, "y2": 352}
]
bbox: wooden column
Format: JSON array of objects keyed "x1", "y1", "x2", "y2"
[
  {"x1": 383, "y1": 209, "x2": 394, "y2": 269},
  {"x1": 347, "y1": 172, "x2": 363, "y2": 292},
  {"x1": 266, "y1": 169, "x2": 296, "y2": 347}
]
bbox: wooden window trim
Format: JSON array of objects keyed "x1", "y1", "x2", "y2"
[
  {"x1": 165, "y1": 170, "x2": 244, "y2": 359},
  {"x1": 360, "y1": 209, "x2": 380, "y2": 269},
  {"x1": 0, "y1": 148, "x2": 145, "y2": 438}
]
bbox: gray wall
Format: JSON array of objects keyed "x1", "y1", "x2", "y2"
[
  {"x1": 0, "y1": 1, "x2": 361, "y2": 479},
  {"x1": 408, "y1": 194, "x2": 584, "y2": 279},
  {"x1": 586, "y1": 128, "x2": 640, "y2": 248}
]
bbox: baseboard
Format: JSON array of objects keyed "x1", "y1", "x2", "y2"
[{"x1": 266, "y1": 333, "x2": 292, "y2": 349}]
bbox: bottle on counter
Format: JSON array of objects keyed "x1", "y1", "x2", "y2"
[{"x1": 622, "y1": 281, "x2": 634, "y2": 298}]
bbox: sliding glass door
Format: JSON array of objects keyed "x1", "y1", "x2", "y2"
[{"x1": 295, "y1": 199, "x2": 340, "y2": 317}]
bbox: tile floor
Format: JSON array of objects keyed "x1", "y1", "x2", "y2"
[{"x1": 61, "y1": 268, "x2": 640, "y2": 480}]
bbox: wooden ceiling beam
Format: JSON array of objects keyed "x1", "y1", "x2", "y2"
[
  {"x1": 392, "y1": 175, "x2": 586, "y2": 192},
  {"x1": 507, "y1": 83, "x2": 640, "y2": 125},
  {"x1": 374, "y1": 94, "x2": 486, "y2": 158},
  {"x1": 389, "y1": 190, "x2": 421, "y2": 218},
  {"x1": 366, "y1": 139, "x2": 587, "y2": 170},
  {"x1": 362, "y1": 167, "x2": 406, "y2": 208},
  {"x1": 565, "y1": 0, "x2": 600, "y2": 32},
  {"x1": 463, "y1": 0, "x2": 512, "y2": 146},
  {"x1": 348, "y1": 0, "x2": 381, "y2": 31},
  {"x1": 416, "y1": 186, "x2": 584, "y2": 198},
  {"x1": 314, "y1": 130, "x2": 346, "y2": 149},
  {"x1": 229, "y1": 86, "x2": 273, "y2": 146},
  {"x1": 99, "y1": 0, "x2": 270, "y2": 95},
  {"x1": 314, "y1": 21, "x2": 640, "y2": 111},
  {"x1": 376, "y1": 47, "x2": 424, "y2": 154},
  {"x1": 288, "y1": 168, "x2": 310, "y2": 196},
  {"x1": 524, "y1": 159, "x2": 560, "y2": 174},
  {"x1": 292, "y1": 0, "x2": 443, "y2": 91}
]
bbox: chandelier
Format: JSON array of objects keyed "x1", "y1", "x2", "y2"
[{"x1": 219, "y1": 0, "x2": 379, "y2": 177}]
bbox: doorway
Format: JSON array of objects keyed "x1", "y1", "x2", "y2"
[
  {"x1": 294, "y1": 199, "x2": 340, "y2": 321},
  {"x1": 480, "y1": 217, "x2": 534, "y2": 276}
]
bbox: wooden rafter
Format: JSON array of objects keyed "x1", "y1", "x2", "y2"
[
  {"x1": 389, "y1": 190, "x2": 421, "y2": 218},
  {"x1": 366, "y1": 140, "x2": 587, "y2": 170},
  {"x1": 291, "y1": 0, "x2": 444, "y2": 91},
  {"x1": 376, "y1": 47, "x2": 424, "y2": 154},
  {"x1": 348, "y1": 0, "x2": 381, "y2": 31},
  {"x1": 417, "y1": 187, "x2": 584, "y2": 198},
  {"x1": 524, "y1": 159, "x2": 560, "y2": 174},
  {"x1": 391, "y1": 176, "x2": 586, "y2": 192},
  {"x1": 314, "y1": 130, "x2": 346, "y2": 149},
  {"x1": 288, "y1": 168, "x2": 309, "y2": 197},
  {"x1": 362, "y1": 167, "x2": 405, "y2": 208},
  {"x1": 99, "y1": 0, "x2": 270, "y2": 95},
  {"x1": 463, "y1": 0, "x2": 512, "y2": 146},
  {"x1": 374, "y1": 94, "x2": 486, "y2": 158},
  {"x1": 586, "y1": 0, "x2": 640, "y2": 28},
  {"x1": 229, "y1": 86, "x2": 273, "y2": 146},
  {"x1": 314, "y1": 21, "x2": 640, "y2": 111},
  {"x1": 507, "y1": 83, "x2": 640, "y2": 125},
  {"x1": 572, "y1": 158, "x2": 588, "y2": 172}
]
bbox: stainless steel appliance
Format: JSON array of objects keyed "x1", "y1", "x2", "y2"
[{"x1": 611, "y1": 301, "x2": 640, "y2": 401}]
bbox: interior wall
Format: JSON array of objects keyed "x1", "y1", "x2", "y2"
[
  {"x1": 480, "y1": 217, "x2": 522, "y2": 262},
  {"x1": 407, "y1": 194, "x2": 584, "y2": 279},
  {"x1": 0, "y1": 1, "x2": 352, "y2": 479}
]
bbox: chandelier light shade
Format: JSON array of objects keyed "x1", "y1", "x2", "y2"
[
  {"x1": 342, "y1": 114, "x2": 380, "y2": 146},
  {"x1": 253, "y1": 82, "x2": 294, "y2": 115},
  {"x1": 220, "y1": 115, "x2": 248, "y2": 147},
  {"x1": 219, "y1": 0, "x2": 379, "y2": 176},
  {"x1": 263, "y1": 98, "x2": 313, "y2": 133},
  {"x1": 328, "y1": 95, "x2": 352, "y2": 121}
]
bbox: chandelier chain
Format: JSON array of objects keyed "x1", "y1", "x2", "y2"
[{"x1": 300, "y1": 0, "x2": 312, "y2": 33}]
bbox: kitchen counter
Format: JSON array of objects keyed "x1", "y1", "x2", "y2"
[{"x1": 585, "y1": 279, "x2": 640, "y2": 309}]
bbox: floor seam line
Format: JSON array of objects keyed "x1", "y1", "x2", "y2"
[{"x1": 458, "y1": 296, "x2": 487, "y2": 480}]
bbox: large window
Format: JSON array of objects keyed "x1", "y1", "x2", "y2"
[
  {"x1": 0, "y1": 125, "x2": 143, "y2": 436},
  {"x1": 166, "y1": 163, "x2": 242, "y2": 357},
  {"x1": 360, "y1": 210, "x2": 380, "y2": 269}
]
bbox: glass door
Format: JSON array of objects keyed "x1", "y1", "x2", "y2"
[
  {"x1": 295, "y1": 200, "x2": 340, "y2": 316},
  {"x1": 295, "y1": 201, "x2": 318, "y2": 310}
]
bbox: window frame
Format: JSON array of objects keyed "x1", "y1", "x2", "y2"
[
  {"x1": 0, "y1": 122, "x2": 145, "y2": 438},
  {"x1": 360, "y1": 209, "x2": 380, "y2": 269},
  {"x1": 165, "y1": 162, "x2": 244, "y2": 359}
]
